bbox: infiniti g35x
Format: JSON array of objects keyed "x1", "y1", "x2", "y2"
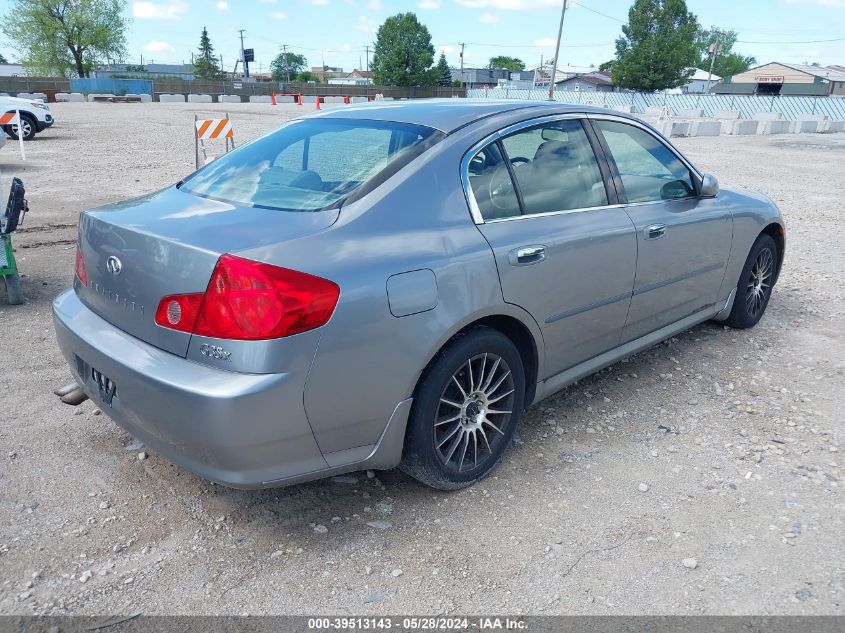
[{"x1": 53, "y1": 101, "x2": 784, "y2": 490}]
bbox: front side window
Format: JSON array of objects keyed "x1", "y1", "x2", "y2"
[
  {"x1": 500, "y1": 119, "x2": 608, "y2": 215},
  {"x1": 595, "y1": 120, "x2": 695, "y2": 203},
  {"x1": 180, "y1": 118, "x2": 440, "y2": 211}
]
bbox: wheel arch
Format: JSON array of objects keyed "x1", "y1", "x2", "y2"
[{"x1": 759, "y1": 222, "x2": 785, "y2": 284}]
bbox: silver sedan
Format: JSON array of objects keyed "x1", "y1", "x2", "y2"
[{"x1": 53, "y1": 100, "x2": 784, "y2": 490}]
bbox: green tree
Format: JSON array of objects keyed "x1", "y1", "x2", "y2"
[
  {"x1": 295, "y1": 70, "x2": 317, "y2": 82},
  {"x1": 0, "y1": 54, "x2": 7, "y2": 64},
  {"x1": 436, "y1": 52, "x2": 452, "y2": 86},
  {"x1": 193, "y1": 27, "x2": 222, "y2": 80},
  {"x1": 2, "y1": 0, "x2": 128, "y2": 78},
  {"x1": 371, "y1": 12, "x2": 436, "y2": 86},
  {"x1": 488, "y1": 55, "x2": 524, "y2": 72},
  {"x1": 270, "y1": 51, "x2": 307, "y2": 82},
  {"x1": 612, "y1": 0, "x2": 699, "y2": 91},
  {"x1": 696, "y1": 27, "x2": 756, "y2": 79}
]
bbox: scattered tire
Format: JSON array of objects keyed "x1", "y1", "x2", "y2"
[{"x1": 400, "y1": 326, "x2": 525, "y2": 490}]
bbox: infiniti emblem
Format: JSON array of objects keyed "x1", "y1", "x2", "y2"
[{"x1": 106, "y1": 256, "x2": 122, "y2": 276}]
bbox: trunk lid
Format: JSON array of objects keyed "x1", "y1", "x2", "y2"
[{"x1": 76, "y1": 186, "x2": 339, "y2": 356}]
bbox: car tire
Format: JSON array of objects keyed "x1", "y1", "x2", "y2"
[
  {"x1": 400, "y1": 326, "x2": 525, "y2": 490},
  {"x1": 3, "y1": 273, "x2": 24, "y2": 305},
  {"x1": 5, "y1": 113, "x2": 37, "y2": 141},
  {"x1": 723, "y1": 234, "x2": 778, "y2": 329}
]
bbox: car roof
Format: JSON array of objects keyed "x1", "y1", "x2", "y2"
[{"x1": 308, "y1": 99, "x2": 621, "y2": 134}]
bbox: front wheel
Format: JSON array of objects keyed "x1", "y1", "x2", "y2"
[
  {"x1": 724, "y1": 234, "x2": 778, "y2": 329},
  {"x1": 5, "y1": 113, "x2": 37, "y2": 141},
  {"x1": 400, "y1": 326, "x2": 525, "y2": 490}
]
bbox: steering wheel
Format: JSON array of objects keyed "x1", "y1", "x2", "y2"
[
  {"x1": 488, "y1": 164, "x2": 517, "y2": 210},
  {"x1": 510, "y1": 156, "x2": 531, "y2": 167}
]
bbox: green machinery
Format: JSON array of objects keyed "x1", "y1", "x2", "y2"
[{"x1": 1, "y1": 178, "x2": 28, "y2": 305}]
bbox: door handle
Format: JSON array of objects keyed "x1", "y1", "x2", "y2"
[
  {"x1": 645, "y1": 224, "x2": 666, "y2": 240},
  {"x1": 509, "y1": 245, "x2": 546, "y2": 266}
]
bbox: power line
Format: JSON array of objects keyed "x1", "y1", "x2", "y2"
[
  {"x1": 736, "y1": 36, "x2": 845, "y2": 44},
  {"x1": 570, "y1": 0, "x2": 625, "y2": 23},
  {"x1": 464, "y1": 41, "x2": 613, "y2": 49}
]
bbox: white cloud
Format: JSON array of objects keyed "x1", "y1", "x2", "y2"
[
  {"x1": 418, "y1": 0, "x2": 441, "y2": 8},
  {"x1": 144, "y1": 40, "x2": 176, "y2": 52},
  {"x1": 259, "y1": 0, "x2": 277, "y2": 3},
  {"x1": 437, "y1": 44, "x2": 456, "y2": 54},
  {"x1": 367, "y1": 0, "x2": 381, "y2": 8},
  {"x1": 310, "y1": 0, "x2": 330, "y2": 4},
  {"x1": 479, "y1": 11, "x2": 500, "y2": 22},
  {"x1": 534, "y1": 37, "x2": 557, "y2": 47},
  {"x1": 132, "y1": 0, "x2": 188, "y2": 19},
  {"x1": 269, "y1": 10, "x2": 287, "y2": 18},
  {"x1": 356, "y1": 15, "x2": 378, "y2": 32},
  {"x1": 216, "y1": 0, "x2": 228, "y2": 9},
  {"x1": 455, "y1": 0, "x2": 561, "y2": 8}
]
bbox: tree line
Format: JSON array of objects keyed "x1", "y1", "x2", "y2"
[{"x1": 1, "y1": 0, "x2": 756, "y2": 91}]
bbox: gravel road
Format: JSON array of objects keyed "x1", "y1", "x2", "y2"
[{"x1": 1, "y1": 103, "x2": 843, "y2": 615}]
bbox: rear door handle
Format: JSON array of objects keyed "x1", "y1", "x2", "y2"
[
  {"x1": 645, "y1": 224, "x2": 666, "y2": 240},
  {"x1": 509, "y1": 245, "x2": 546, "y2": 266}
]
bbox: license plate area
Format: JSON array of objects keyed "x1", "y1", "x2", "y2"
[{"x1": 75, "y1": 354, "x2": 117, "y2": 407}]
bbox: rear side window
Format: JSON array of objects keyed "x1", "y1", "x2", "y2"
[
  {"x1": 180, "y1": 118, "x2": 440, "y2": 211},
  {"x1": 595, "y1": 120, "x2": 695, "y2": 203}
]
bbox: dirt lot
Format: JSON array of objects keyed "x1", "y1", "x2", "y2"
[{"x1": 0, "y1": 102, "x2": 843, "y2": 616}]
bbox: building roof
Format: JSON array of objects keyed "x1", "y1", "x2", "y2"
[
  {"x1": 687, "y1": 68, "x2": 720, "y2": 81},
  {"x1": 557, "y1": 72, "x2": 613, "y2": 87},
  {"x1": 827, "y1": 65, "x2": 845, "y2": 73},
  {"x1": 780, "y1": 63, "x2": 845, "y2": 82},
  {"x1": 309, "y1": 99, "x2": 628, "y2": 133}
]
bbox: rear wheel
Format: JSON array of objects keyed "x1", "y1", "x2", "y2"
[
  {"x1": 400, "y1": 326, "x2": 525, "y2": 490},
  {"x1": 3, "y1": 273, "x2": 24, "y2": 305},
  {"x1": 5, "y1": 113, "x2": 37, "y2": 141},
  {"x1": 724, "y1": 234, "x2": 778, "y2": 329}
]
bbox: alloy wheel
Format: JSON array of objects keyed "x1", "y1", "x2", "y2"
[
  {"x1": 746, "y1": 246, "x2": 774, "y2": 317},
  {"x1": 433, "y1": 352, "x2": 516, "y2": 474}
]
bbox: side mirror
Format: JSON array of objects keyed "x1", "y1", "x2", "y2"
[{"x1": 699, "y1": 173, "x2": 719, "y2": 197}]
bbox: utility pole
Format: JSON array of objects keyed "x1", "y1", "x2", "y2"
[
  {"x1": 459, "y1": 43, "x2": 466, "y2": 87},
  {"x1": 547, "y1": 0, "x2": 568, "y2": 101},
  {"x1": 706, "y1": 30, "x2": 721, "y2": 93},
  {"x1": 282, "y1": 43, "x2": 290, "y2": 82},
  {"x1": 238, "y1": 29, "x2": 248, "y2": 79},
  {"x1": 365, "y1": 45, "x2": 370, "y2": 73}
]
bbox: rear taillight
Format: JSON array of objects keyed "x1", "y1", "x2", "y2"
[
  {"x1": 75, "y1": 244, "x2": 87, "y2": 285},
  {"x1": 154, "y1": 254, "x2": 340, "y2": 340}
]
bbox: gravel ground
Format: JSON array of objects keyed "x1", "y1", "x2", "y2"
[{"x1": 0, "y1": 103, "x2": 843, "y2": 616}]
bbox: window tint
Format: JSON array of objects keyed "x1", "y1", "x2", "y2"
[
  {"x1": 500, "y1": 119, "x2": 608, "y2": 215},
  {"x1": 467, "y1": 141, "x2": 521, "y2": 221},
  {"x1": 180, "y1": 119, "x2": 439, "y2": 211},
  {"x1": 595, "y1": 120, "x2": 695, "y2": 203}
]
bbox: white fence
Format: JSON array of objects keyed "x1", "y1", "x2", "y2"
[{"x1": 467, "y1": 89, "x2": 845, "y2": 121}]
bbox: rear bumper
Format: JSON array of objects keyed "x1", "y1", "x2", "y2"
[{"x1": 52, "y1": 289, "x2": 330, "y2": 488}]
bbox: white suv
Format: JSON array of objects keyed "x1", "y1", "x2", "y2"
[{"x1": 1, "y1": 95, "x2": 54, "y2": 141}]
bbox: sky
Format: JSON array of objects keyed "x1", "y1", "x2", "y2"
[{"x1": 0, "y1": 0, "x2": 843, "y2": 74}]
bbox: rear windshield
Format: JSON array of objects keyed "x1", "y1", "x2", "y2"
[{"x1": 179, "y1": 118, "x2": 441, "y2": 211}]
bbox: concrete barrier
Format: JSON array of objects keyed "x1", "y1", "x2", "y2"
[
  {"x1": 727, "y1": 120, "x2": 758, "y2": 135},
  {"x1": 219, "y1": 95, "x2": 241, "y2": 103},
  {"x1": 56, "y1": 92, "x2": 85, "y2": 102},
  {"x1": 139, "y1": 93, "x2": 152, "y2": 102},
  {"x1": 759, "y1": 120, "x2": 791, "y2": 135},
  {"x1": 612, "y1": 105, "x2": 634, "y2": 113},
  {"x1": 16, "y1": 92, "x2": 34, "y2": 99},
  {"x1": 644, "y1": 106, "x2": 666, "y2": 116},
  {"x1": 187, "y1": 94, "x2": 212, "y2": 103},
  {"x1": 31, "y1": 92, "x2": 47, "y2": 101},
  {"x1": 350, "y1": 96, "x2": 369, "y2": 104},
  {"x1": 273, "y1": 95, "x2": 295, "y2": 103},
  {"x1": 324, "y1": 96, "x2": 346, "y2": 104},
  {"x1": 714, "y1": 109, "x2": 740, "y2": 120},
  {"x1": 661, "y1": 120, "x2": 690, "y2": 137},
  {"x1": 159, "y1": 94, "x2": 186, "y2": 102},
  {"x1": 88, "y1": 94, "x2": 117, "y2": 101},
  {"x1": 679, "y1": 108, "x2": 704, "y2": 118},
  {"x1": 249, "y1": 95, "x2": 272, "y2": 103},
  {"x1": 820, "y1": 120, "x2": 845, "y2": 133},
  {"x1": 791, "y1": 119, "x2": 820, "y2": 134},
  {"x1": 690, "y1": 120, "x2": 721, "y2": 137},
  {"x1": 753, "y1": 111, "x2": 781, "y2": 122}
]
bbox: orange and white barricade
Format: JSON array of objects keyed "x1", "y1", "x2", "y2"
[
  {"x1": 194, "y1": 114, "x2": 235, "y2": 169},
  {"x1": 0, "y1": 111, "x2": 25, "y2": 160}
]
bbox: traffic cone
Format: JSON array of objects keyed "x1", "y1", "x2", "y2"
[
  {"x1": 315, "y1": 95, "x2": 320, "y2": 110},
  {"x1": 271, "y1": 92, "x2": 277, "y2": 105},
  {"x1": 296, "y1": 93, "x2": 302, "y2": 106}
]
